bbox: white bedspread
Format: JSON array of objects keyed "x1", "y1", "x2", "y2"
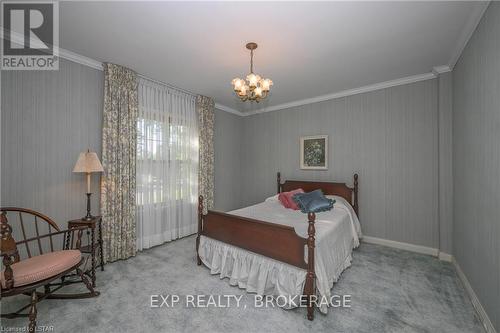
[{"x1": 198, "y1": 195, "x2": 362, "y2": 313}]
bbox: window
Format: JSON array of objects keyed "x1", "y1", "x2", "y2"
[
  {"x1": 137, "y1": 116, "x2": 197, "y2": 205},
  {"x1": 136, "y1": 78, "x2": 198, "y2": 250}
]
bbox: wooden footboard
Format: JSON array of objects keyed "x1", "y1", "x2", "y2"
[{"x1": 197, "y1": 206, "x2": 309, "y2": 269}]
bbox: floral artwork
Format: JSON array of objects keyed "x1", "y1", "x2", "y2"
[{"x1": 300, "y1": 135, "x2": 328, "y2": 170}]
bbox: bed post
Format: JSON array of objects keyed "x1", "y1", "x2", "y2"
[
  {"x1": 277, "y1": 172, "x2": 281, "y2": 194},
  {"x1": 353, "y1": 174, "x2": 359, "y2": 216},
  {"x1": 304, "y1": 212, "x2": 316, "y2": 321},
  {"x1": 196, "y1": 195, "x2": 204, "y2": 266}
]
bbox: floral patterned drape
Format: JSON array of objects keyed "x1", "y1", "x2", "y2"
[
  {"x1": 196, "y1": 95, "x2": 215, "y2": 214},
  {"x1": 101, "y1": 63, "x2": 138, "y2": 262}
]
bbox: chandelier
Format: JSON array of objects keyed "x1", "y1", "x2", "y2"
[{"x1": 231, "y1": 42, "x2": 273, "y2": 102}]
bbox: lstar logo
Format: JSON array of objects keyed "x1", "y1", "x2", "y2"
[{"x1": 1, "y1": 1, "x2": 59, "y2": 70}]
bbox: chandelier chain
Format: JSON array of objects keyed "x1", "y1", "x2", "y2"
[{"x1": 250, "y1": 49, "x2": 254, "y2": 74}]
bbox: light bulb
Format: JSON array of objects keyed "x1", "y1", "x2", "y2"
[
  {"x1": 260, "y1": 78, "x2": 273, "y2": 92},
  {"x1": 238, "y1": 85, "x2": 248, "y2": 96},
  {"x1": 254, "y1": 87, "x2": 263, "y2": 97},
  {"x1": 232, "y1": 78, "x2": 244, "y2": 92},
  {"x1": 246, "y1": 73, "x2": 261, "y2": 88}
]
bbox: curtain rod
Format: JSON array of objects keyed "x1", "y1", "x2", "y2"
[{"x1": 137, "y1": 73, "x2": 197, "y2": 97}]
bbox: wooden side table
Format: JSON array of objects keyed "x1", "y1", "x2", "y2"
[{"x1": 67, "y1": 216, "x2": 104, "y2": 288}]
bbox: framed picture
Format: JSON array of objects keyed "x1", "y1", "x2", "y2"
[{"x1": 300, "y1": 135, "x2": 328, "y2": 170}]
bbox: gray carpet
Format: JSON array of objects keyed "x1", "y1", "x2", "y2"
[{"x1": 1, "y1": 235, "x2": 484, "y2": 333}]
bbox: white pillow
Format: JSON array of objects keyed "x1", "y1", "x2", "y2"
[
  {"x1": 326, "y1": 195, "x2": 350, "y2": 210},
  {"x1": 265, "y1": 194, "x2": 280, "y2": 202}
]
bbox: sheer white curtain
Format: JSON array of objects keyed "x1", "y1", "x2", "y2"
[{"x1": 136, "y1": 78, "x2": 198, "y2": 251}]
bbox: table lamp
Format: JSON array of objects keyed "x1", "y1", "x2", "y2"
[{"x1": 73, "y1": 149, "x2": 104, "y2": 220}]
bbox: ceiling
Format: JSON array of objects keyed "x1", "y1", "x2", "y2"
[{"x1": 59, "y1": 1, "x2": 487, "y2": 113}]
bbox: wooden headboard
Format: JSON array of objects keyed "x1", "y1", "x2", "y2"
[{"x1": 277, "y1": 172, "x2": 359, "y2": 215}]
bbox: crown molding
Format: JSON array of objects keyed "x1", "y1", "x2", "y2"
[
  {"x1": 4, "y1": 41, "x2": 456, "y2": 119},
  {"x1": 33, "y1": 37, "x2": 449, "y2": 118},
  {"x1": 448, "y1": 1, "x2": 490, "y2": 69},
  {"x1": 214, "y1": 103, "x2": 244, "y2": 116},
  {"x1": 27, "y1": 39, "x2": 446, "y2": 118},
  {"x1": 58, "y1": 48, "x2": 103, "y2": 71},
  {"x1": 242, "y1": 72, "x2": 436, "y2": 116},
  {"x1": 432, "y1": 65, "x2": 452, "y2": 77}
]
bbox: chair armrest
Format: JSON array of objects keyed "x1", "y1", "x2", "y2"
[{"x1": 1, "y1": 212, "x2": 19, "y2": 289}]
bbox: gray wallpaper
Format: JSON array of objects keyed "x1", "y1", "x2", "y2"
[
  {"x1": 452, "y1": 2, "x2": 500, "y2": 330},
  {"x1": 214, "y1": 108, "x2": 243, "y2": 211},
  {"x1": 1, "y1": 59, "x2": 103, "y2": 228},
  {"x1": 241, "y1": 79, "x2": 440, "y2": 249}
]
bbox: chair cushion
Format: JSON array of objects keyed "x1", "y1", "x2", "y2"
[{"x1": 1, "y1": 250, "x2": 81, "y2": 289}]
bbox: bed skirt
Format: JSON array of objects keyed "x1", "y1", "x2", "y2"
[{"x1": 198, "y1": 235, "x2": 355, "y2": 314}]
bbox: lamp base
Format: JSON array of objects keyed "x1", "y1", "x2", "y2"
[{"x1": 82, "y1": 193, "x2": 94, "y2": 221}]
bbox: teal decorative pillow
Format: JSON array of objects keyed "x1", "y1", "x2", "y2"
[{"x1": 292, "y1": 189, "x2": 335, "y2": 214}]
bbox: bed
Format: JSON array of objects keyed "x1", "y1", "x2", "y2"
[{"x1": 196, "y1": 172, "x2": 361, "y2": 320}]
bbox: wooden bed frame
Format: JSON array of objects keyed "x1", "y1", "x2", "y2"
[{"x1": 196, "y1": 172, "x2": 358, "y2": 321}]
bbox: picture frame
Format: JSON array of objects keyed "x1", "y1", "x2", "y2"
[{"x1": 300, "y1": 135, "x2": 328, "y2": 170}]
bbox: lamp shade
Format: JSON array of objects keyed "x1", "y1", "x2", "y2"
[{"x1": 73, "y1": 150, "x2": 104, "y2": 173}]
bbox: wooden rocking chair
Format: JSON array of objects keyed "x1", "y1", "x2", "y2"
[{"x1": 1, "y1": 208, "x2": 100, "y2": 332}]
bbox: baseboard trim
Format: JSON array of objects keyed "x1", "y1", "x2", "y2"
[
  {"x1": 438, "y1": 251, "x2": 453, "y2": 262},
  {"x1": 361, "y1": 236, "x2": 496, "y2": 332},
  {"x1": 361, "y1": 236, "x2": 453, "y2": 262},
  {"x1": 362, "y1": 236, "x2": 439, "y2": 256},
  {"x1": 452, "y1": 258, "x2": 497, "y2": 333}
]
